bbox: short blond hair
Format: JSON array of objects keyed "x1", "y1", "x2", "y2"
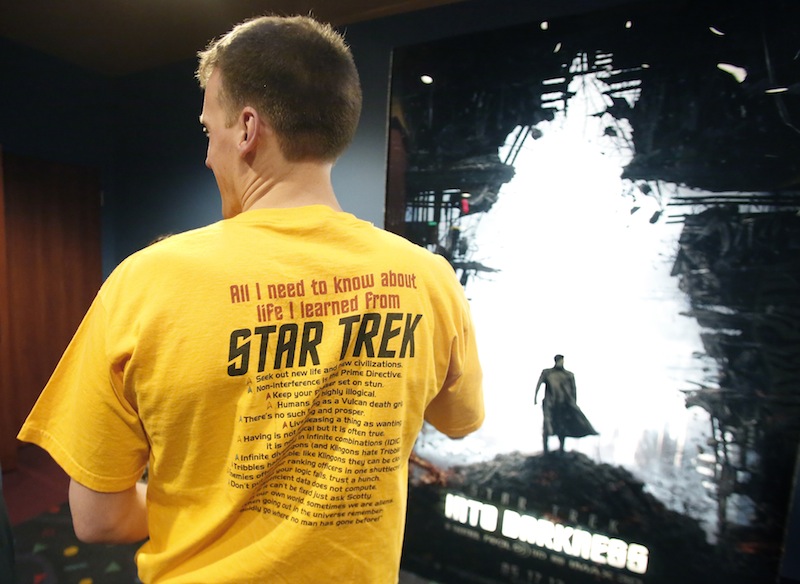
[{"x1": 197, "y1": 15, "x2": 362, "y2": 162}]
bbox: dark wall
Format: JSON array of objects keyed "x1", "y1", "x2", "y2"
[
  {"x1": 108, "y1": 61, "x2": 218, "y2": 265},
  {"x1": 0, "y1": 37, "x2": 115, "y2": 273},
  {"x1": 0, "y1": 38, "x2": 111, "y2": 166}
]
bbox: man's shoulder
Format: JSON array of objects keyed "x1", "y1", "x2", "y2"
[
  {"x1": 371, "y1": 228, "x2": 456, "y2": 272},
  {"x1": 105, "y1": 223, "x2": 223, "y2": 283}
]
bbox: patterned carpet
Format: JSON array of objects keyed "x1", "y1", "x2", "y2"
[
  {"x1": 12, "y1": 502, "x2": 140, "y2": 584},
  {"x1": 10, "y1": 503, "x2": 433, "y2": 584}
]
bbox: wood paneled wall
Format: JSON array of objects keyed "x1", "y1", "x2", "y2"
[
  {"x1": 0, "y1": 151, "x2": 102, "y2": 470},
  {"x1": 0, "y1": 151, "x2": 11, "y2": 470}
]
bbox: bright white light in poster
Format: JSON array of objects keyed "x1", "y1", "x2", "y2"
[{"x1": 414, "y1": 57, "x2": 727, "y2": 541}]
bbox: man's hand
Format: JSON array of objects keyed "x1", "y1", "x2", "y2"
[{"x1": 69, "y1": 479, "x2": 149, "y2": 544}]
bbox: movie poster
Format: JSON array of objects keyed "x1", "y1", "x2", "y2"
[{"x1": 385, "y1": 1, "x2": 800, "y2": 582}]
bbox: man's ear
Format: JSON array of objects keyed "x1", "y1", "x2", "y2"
[{"x1": 238, "y1": 106, "x2": 260, "y2": 156}]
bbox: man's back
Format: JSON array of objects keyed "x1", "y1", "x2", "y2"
[
  {"x1": 21, "y1": 205, "x2": 483, "y2": 582},
  {"x1": 542, "y1": 367, "x2": 575, "y2": 403}
]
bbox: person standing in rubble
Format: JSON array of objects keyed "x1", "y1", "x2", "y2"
[{"x1": 534, "y1": 354, "x2": 597, "y2": 453}]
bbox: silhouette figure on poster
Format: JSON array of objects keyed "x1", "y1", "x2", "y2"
[{"x1": 534, "y1": 354, "x2": 597, "y2": 453}]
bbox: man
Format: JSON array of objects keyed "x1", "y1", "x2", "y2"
[
  {"x1": 18, "y1": 15, "x2": 483, "y2": 584},
  {"x1": 534, "y1": 354, "x2": 596, "y2": 453}
]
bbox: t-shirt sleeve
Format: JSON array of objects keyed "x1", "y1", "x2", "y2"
[
  {"x1": 17, "y1": 293, "x2": 149, "y2": 492},
  {"x1": 423, "y1": 269, "x2": 484, "y2": 438}
]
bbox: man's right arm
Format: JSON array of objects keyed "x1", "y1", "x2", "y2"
[
  {"x1": 69, "y1": 479, "x2": 148, "y2": 544},
  {"x1": 423, "y1": 311, "x2": 484, "y2": 438},
  {"x1": 423, "y1": 258, "x2": 484, "y2": 438},
  {"x1": 534, "y1": 370, "x2": 547, "y2": 404}
]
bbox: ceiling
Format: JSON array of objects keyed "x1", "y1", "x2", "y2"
[{"x1": 0, "y1": 0, "x2": 465, "y2": 77}]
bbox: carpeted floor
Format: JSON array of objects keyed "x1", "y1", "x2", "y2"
[
  {"x1": 12, "y1": 502, "x2": 141, "y2": 584},
  {"x1": 11, "y1": 502, "x2": 435, "y2": 584},
  {"x1": 5, "y1": 447, "x2": 438, "y2": 582}
]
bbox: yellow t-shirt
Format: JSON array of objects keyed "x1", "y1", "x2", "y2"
[{"x1": 18, "y1": 205, "x2": 484, "y2": 583}]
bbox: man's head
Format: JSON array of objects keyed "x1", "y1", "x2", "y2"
[
  {"x1": 554, "y1": 354, "x2": 564, "y2": 364},
  {"x1": 196, "y1": 15, "x2": 362, "y2": 163}
]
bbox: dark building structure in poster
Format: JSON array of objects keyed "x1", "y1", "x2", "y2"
[{"x1": 386, "y1": 1, "x2": 800, "y2": 582}]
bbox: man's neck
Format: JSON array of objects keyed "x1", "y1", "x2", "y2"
[{"x1": 240, "y1": 160, "x2": 341, "y2": 213}]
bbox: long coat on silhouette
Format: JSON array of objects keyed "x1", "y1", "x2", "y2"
[{"x1": 535, "y1": 361, "x2": 597, "y2": 440}]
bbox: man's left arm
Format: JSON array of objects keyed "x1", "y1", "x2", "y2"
[
  {"x1": 69, "y1": 479, "x2": 148, "y2": 544},
  {"x1": 568, "y1": 372, "x2": 577, "y2": 402}
]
